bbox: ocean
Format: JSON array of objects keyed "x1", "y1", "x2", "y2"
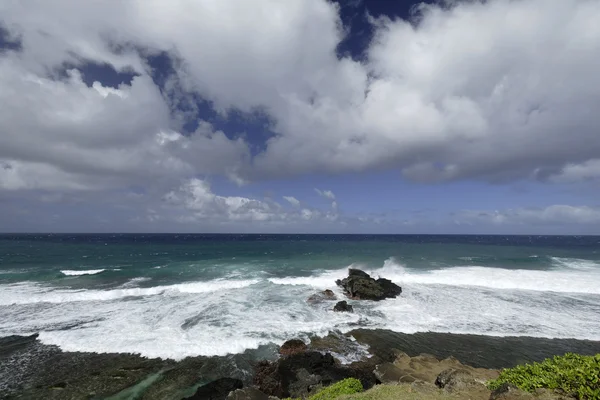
[{"x1": 1, "y1": 234, "x2": 600, "y2": 361}]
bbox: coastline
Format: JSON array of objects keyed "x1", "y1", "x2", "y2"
[{"x1": 3, "y1": 329, "x2": 600, "y2": 400}]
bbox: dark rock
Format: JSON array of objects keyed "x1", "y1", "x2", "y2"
[
  {"x1": 335, "y1": 269, "x2": 402, "y2": 301},
  {"x1": 376, "y1": 278, "x2": 403, "y2": 298},
  {"x1": 184, "y1": 377, "x2": 243, "y2": 400},
  {"x1": 226, "y1": 387, "x2": 271, "y2": 400},
  {"x1": 307, "y1": 290, "x2": 337, "y2": 304},
  {"x1": 333, "y1": 301, "x2": 353, "y2": 312},
  {"x1": 279, "y1": 339, "x2": 308, "y2": 356},
  {"x1": 253, "y1": 351, "x2": 377, "y2": 399},
  {"x1": 348, "y1": 269, "x2": 372, "y2": 279}
]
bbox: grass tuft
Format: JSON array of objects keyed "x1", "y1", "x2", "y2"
[{"x1": 487, "y1": 353, "x2": 600, "y2": 399}]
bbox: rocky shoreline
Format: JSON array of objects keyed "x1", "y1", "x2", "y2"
[{"x1": 3, "y1": 269, "x2": 600, "y2": 399}]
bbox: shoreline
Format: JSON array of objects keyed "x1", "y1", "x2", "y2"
[{"x1": 3, "y1": 329, "x2": 600, "y2": 399}]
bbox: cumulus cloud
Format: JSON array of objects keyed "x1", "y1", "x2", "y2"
[
  {"x1": 2, "y1": 0, "x2": 600, "y2": 188},
  {"x1": 549, "y1": 160, "x2": 600, "y2": 183},
  {"x1": 458, "y1": 205, "x2": 600, "y2": 226},
  {"x1": 165, "y1": 179, "x2": 340, "y2": 226},
  {"x1": 1, "y1": 0, "x2": 600, "y2": 231}
]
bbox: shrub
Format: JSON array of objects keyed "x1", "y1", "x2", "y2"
[
  {"x1": 307, "y1": 378, "x2": 364, "y2": 400},
  {"x1": 487, "y1": 353, "x2": 600, "y2": 399}
]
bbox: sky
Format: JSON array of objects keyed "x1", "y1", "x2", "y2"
[{"x1": 1, "y1": 0, "x2": 600, "y2": 234}]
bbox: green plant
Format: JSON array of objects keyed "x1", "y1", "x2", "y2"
[
  {"x1": 308, "y1": 378, "x2": 364, "y2": 400},
  {"x1": 487, "y1": 353, "x2": 600, "y2": 399}
]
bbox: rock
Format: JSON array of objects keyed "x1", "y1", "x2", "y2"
[
  {"x1": 333, "y1": 301, "x2": 353, "y2": 312},
  {"x1": 490, "y1": 383, "x2": 534, "y2": 400},
  {"x1": 376, "y1": 278, "x2": 403, "y2": 298},
  {"x1": 373, "y1": 363, "x2": 404, "y2": 383},
  {"x1": 435, "y1": 368, "x2": 476, "y2": 390},
  {"x1": 335, "y1": 269, "x2": 401, "y2": 301},
  {"x1": 279, "y1": 339, "x2": 308, "y2": 356},
  {"x1": 184, "y1": 377, "x2": 243, "y2": 400},
  {"x1": 253, "y1": 351, "x2": 377, "y2": 399},
  {"x1": 226, "y1": 387, "x2": 271, "y2": 400},
  {"x1": 307, "y1": 290, "x2": 337, "y2": 304}
]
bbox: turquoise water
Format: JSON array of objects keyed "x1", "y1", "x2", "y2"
[{"x1": 1, "y1": 234, "x2": 600, "y2": 359}]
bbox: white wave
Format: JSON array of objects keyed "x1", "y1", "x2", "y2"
[
  {"x1": 364, "y1": 257, "x2": 600, "y2": 295},
  {"x1": 61, "y1": 269, "x2": 106, "y2": 276},
  {"x1": 268, "y1": 269, "x2": 348, "y2": 289},
  {"x1": 0, "y1": 279, "x2": 260, "y2": 306},
  {"x1": 120, "y1": 277, "x2": 151, "y2": 288},
  {"x1": 2, "y1": 257, "x2": 600, "y2": 360},
  {"x1": 550, "y1": 257, "x2": 600, "y2": 270}
]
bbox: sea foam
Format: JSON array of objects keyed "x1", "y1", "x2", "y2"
[{"x1": 2, "y1": 257, "x2": 600, "y2": 360}]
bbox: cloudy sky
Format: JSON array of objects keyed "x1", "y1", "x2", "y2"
[{"x1": 1, "y1": 0, "x2": 599, "y2": 234}]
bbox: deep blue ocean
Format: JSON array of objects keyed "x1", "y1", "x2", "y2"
[{"x1": 1, "y1": 234, "x2": 599, "y2": 360}]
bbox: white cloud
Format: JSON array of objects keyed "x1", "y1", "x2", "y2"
[
  {"x1": 459, "y1": 205, "x2": 600, "y2": 225},
  {"x1": 550, "y1": 159, "x2": 600, "y2": 183},
  {"x1": 2, "y1": 0, "x2": 600, "y2": 188},
  {"x1": 165, "y1": 179, "x2": 340, "y2": 225},
  {"x1": 283, "y1": 196, "x2": 301, "y2": 206},
  {"x1": 315, "y1": 188, "x2": 336, "y2": 200},
  {"x1": 1, "y1": 0, "x2": 600, "y2": 232}
]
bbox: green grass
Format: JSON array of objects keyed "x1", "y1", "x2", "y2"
[
  {"x1": 487, "y1": 353, "x2": 600, "y2": 399},
  {"x1": 283, "y1": 378, "x2": 363, "y2": 400}
]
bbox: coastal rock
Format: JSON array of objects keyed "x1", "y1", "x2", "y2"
[
  {"x1": 335, "y1": 269, "x2": 401, "y2": 301},
  {"x1": 279, "y1": 339, "x2": 307, "y2": 356},
  {"x1": 225, "y1": 387, "x2": 271, "y2": 400},
  {"x1": 253, "y1": 351, "x2": 377, "y2": 399},
  {"x1": 333, "y1": 301, "x2": 353, "y2": 312},
  {"x1": 307, "y1": 290, "x2": 337, "y2": 304},
  {"x1": 184, "y1": 377, "x2": 243, "y2": 400}
]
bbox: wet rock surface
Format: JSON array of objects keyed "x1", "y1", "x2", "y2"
[
  {"x1": 279, "y1": 339, "x2": 308, "y2": 356},
  {"x1": 253, "y1": 351, "x2": 377, "y2": 399},
  {"x1": 307, "y1": 289, "x2": 337, "y2": 304},
  {"x1": 335, "y1": 269, "x2": 401, "y2": 301},
  {"x1": 333, "y1": 300, "x2": 353, "y2": 312},
  {"x1": 0, "y1": 335, "x2": 270, "y2": 400},
  {"x1": 183, "y1": 377, "x2": 243, "y2": 400},
  {"x1": 3, "y1": 330, "x2": 600, "y2": 399}
]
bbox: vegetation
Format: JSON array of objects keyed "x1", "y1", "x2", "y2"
[
  {"x1": 283, "y1": 378, "x2": 363, "y2": 400},
  {"x1": 308, "y1": 378, "x2": 363, "y2": 400},
  {"x1": 487, "y1": 353, "x2": 600, "y2": 399}
]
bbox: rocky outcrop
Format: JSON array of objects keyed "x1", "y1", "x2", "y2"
[
  {"x1": 333, "y1": 301, "x2": 353, "y2": 312},
  {"x1": 225, "y1": 387, "x2": 272, "y2": 400},
  {"x1": 184, "y1": 377, "x2": 243, "y2": 400},
  {"x1": 307, "y1": 289, "x2": 337, "y2": 304},
  {"x1": 253, "y1": 351, "x2": 377, "y2": 399},
  {"x1": 335, "y1": 269, "x2": 401, "y2": 301},
  {"x1": 279, "y1": 339, "x2": 308, "y2": 356}
]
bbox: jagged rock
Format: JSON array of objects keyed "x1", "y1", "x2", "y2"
[
  {"x1": 253, "y1": 351, "x2": 377, "y2": 399},
  {"x1": 333, "y1": 301, "x2": 353, "y2": 312},
  {"x1": 184, "y1": 377, "x2": 243, "y2": 400},
  {"x1": 226, "y1": 387, "x2": 271, "y2": 400},
  {"x1": 279, "y1": 339, "x2": 308, "y2": 356},
  {"x1": 376, "y1": 278, "x2": 403, "y2": 299},
  {"x1": 335, "y1": 269, "x2": 401, "y2": 301},
  {"x1": 307, "y1": 290, "x2": 337, "y2": 304}
]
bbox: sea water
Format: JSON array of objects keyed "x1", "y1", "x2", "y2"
[{"x1": 1, "y1": 234, "x2": 599, "y2": 360}]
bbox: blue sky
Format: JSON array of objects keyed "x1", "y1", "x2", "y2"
[{"x1": 1, "y1": 0, "x2": 600, "y2": 234}]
